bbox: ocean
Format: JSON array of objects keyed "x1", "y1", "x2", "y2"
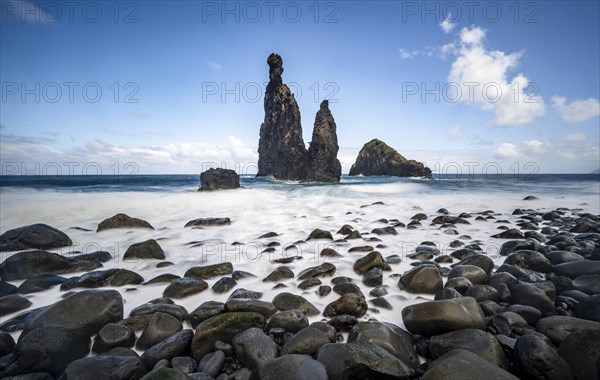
[{"x1": 1, "y1": 173, "x2": 599, "y2": 338}]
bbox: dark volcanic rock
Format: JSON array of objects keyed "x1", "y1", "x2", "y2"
[
  {"x1": 353, "y1": 251, "x2": 391, "y2": 274},
  {"x1": 22, "y1": 290, "x2": 123, "y2": 338},
  {"x1": 191, "y1": 312, "x2": 265, "y2": 360},
  {"x1": 185, "y1": 262, "x2": 233, "y2": 280},
  {"x1": 17, "y1": 274, "x2": 67, "y2": 294},
  {"x1": 232, "y1": 327, "x2": 277, "y2": 370},
  {"x1": 61, "y1": 355, "x2": 146, "y2": 380},
  {"x1": 253, "y1": 354, "x2": 328, "y2": 380},
  {"x1": 97, "y1": 213, "x2": 154, "y2": 232},
  {"x1": 141, "y1": 329, "x2": 193, "y2": 370},
  {"x1": 421, "y1": 349, "x2": 518, "y2": 380},
  {"x1": 184, "y1": 217, "x2": 231, "y2": 227},
  {"x1": 514, "y1": 334, "x2": 574, "y2": 380},
  {"x1": 347, "y1": 321, "x2": 419, "y2": 369},
  {"x1": 511, "y1": 282, "x2": 556, "y2": 316},
  {"x1": 536, "y1": 315, "x2": 600, "y2": 345},
  {"x1": 349, "y1": 139, "x2": 432, "y2": 177},
  {"x1": 257, "y1": 53, "x2": 307, "y2": 180},
  {"x1": 188, "y1": 301, "x2": 225, "y2": 328},
  {"x1": 60, "y1": 268, "x2": 144, "y2": 290},
  {"x1": 163, "y1": 277, "x2": 208, "y2": 298},
  {"x1": 272, "y1": 292, "x2": 320, "y2": 316},
  {"x1": 428, "y1": 328, "x2": 508, "y2": 369},
  {"x1": 123, "y1": 239, "x2": 165, "y2": 260},
  {"x1": 558, "y1": 328, "x2": 600, "y2": 380},
  {"x1": 136, "y1": 311, "x2": 183, "y2": 350},
  {"x1": 323, "y1": 293, "x2": 368, "y2": 317},
  {"x1": 92, "y1": 323, "x2": 136, "y2": 353},
  {"x1": 0, "y1": 250, "x2": 102, "y2": 281},
  {"x1": 0, "y1": 223, "x2": 72, "y2": 252},
  {"x1": 303, "y1": 100, "x2": 342, "y2": 182},
  {"x1": 0, "y1": 294, "x2": 32, "y2": 316},
  {"x1": 268, "y1": 310, "x2": 308, "y2": 333},
  {"x1": 398, "y1": 264, "x2": 443, "y2": 294},
  {"x1": 401, "y1": 297, "x2": 486, "y2": 336},
  {"x1": 3, "y1": 327, "x2": 90, "y2": 376},
  {"x1": 316, "y1": 341, "x2": 415, "y2": 379},
  {"x1": 199, "y1": 167, "x2": 240, "y2": 190}
]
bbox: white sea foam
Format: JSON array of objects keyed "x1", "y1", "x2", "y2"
[{"x1": 1, "y1": 178, "x2": 599, "y2": 341}]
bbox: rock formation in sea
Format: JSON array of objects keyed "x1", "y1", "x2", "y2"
[
  {"x1": 349, "y1": 138, "x2": 432, "y2": 178},
  {"x1": 199, "y1": 168, "x2": 240, "y2": 191},
  {"x1": 257, "y1": 53, "x2": 307, "y2": 180},
  {"x1": 304, "y1": 100, "x2": 342, "y2": 183}
]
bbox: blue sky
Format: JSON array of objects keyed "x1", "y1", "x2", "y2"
[{"x1": 1, "y1": 0, "x2": 599, "y2": 175}]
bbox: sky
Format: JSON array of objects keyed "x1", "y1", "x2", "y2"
[{"x1": 1, "y1": 0, "x2": 599, "y2": 175}]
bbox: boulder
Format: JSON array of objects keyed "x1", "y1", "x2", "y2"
[
  {"x1": 60, "y1": 268, "x2": 143, "y2": 290},
  {"x1": 92, "y1": 323, "x2": 136, "y2": 353},
  {"x1": 428, "y1": 329, "x2": 508, "y2": 369},
  {"x1": 272, "y1": 293, "x2": 320, "y2": 316},
  {"x1": 421, "y1": 349, "x2": 519, "y2": 380},
  {"x1": 184, "y1": 217, "x2": 231, "y2": 227},
  {"x1": 558, "y1": 328, "x2": 600, "y2": 380},
  {"x1": 123, "y1": 240, "x2": 165, "y2": 260},
  {"x1": 323, "y1": 293, "x2": 368, "y2": 317},
  {"x1": 97, "y1": 213, "x2": 154, "y2": 232},
  {"x1": 0, "y1": 223, "x2": 72, "y2": 252},
  {"x1": 401, "y1": 297, "x2": 486, "y2": 336},
  {"x1": 185, "y1": 262, "x2": 233, "y2": 280},
  {"x1": 256, "y1": 53, "x2": 307, "y2": 180},
  {"x1": 0, "y1": 250, "x2": 102, "y2": 281},
  {"x1": 398, "y1": 264, "x2": 442, "y2": 294},
  {"x1": 61, "y1": 355, "x2": 146, "y2": 380},
  {"x1": 347, "y1": 321, "x2": 419, "y2": 369},
  {"x1": 136, "y1": 312, "x2": 182, "y2": 350},
  {"x1": 191, "y1": 312, "x2": 265, "y2": 360},
  {"x1": 232, "y1": 327, "x2": 278, "y2": 369},
  {"x1": 536, "y1": 315, "x2": 600, "y2": 345},
  {"x1": 280, "y1": 326, "x2": 331, "y2": 356},
  {"x1": 140, "y1": 329, "x2": 193, "y2": 370},
  {"x1": 349, "y1": 139, "x2": 432, "y2": 178},
  {"x1": 252, "y1": 354, "x2": 328, "y2": 380},
  {"x1": 199, "y1": 168, "x2": 240, "y2": 190},
  {"x1": 22, "y1": 290, "x2": 123, "y2": 338},
  {"x1": 353, "y1": 251, "x2": 391, "y2": 275},
  {"x1": 303, "y1": 100, "x2": 342, "y2": 182},
  {"x1": 514, "y1": 334, "x2": 574, "y2": 380},
  {"x1": 316, "y1": 341, "x2": 415, "y2": 379},
  {"x1": 3, "y1": 327, "x2": 90, "y2": 376}
]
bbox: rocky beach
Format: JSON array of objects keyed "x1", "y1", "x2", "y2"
[{"x1": 0, "y1": 175, "x2": 599, "y2": 379}]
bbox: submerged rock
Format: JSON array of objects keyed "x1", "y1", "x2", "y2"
[
  {"x1": 257, "y1": 53, "x2": 307, "y2": 180},
  {"x1": 304, "y1": 100, "x2": 342, "y2": 182},
  {"x1": 199, "y1": 167, "x2": 240, "y2": 190},
  {"x1": 349, "y1": 138, "x2": 432, "y2": 178}
]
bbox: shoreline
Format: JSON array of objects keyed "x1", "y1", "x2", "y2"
[{"x1": 0, "y1": 188, "x2": 599, "y2": 379}]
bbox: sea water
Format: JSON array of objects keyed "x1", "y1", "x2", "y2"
[{"x1": 1, "y1": 174, "x2": 599, "y2": 340}]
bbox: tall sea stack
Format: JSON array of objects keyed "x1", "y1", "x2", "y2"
[
  {"x1": 257, "y1": 53, "x2": 307, "y2": 180},
  {"x1": 304, "y1": 100, "x2": 341, "y2": 182}
]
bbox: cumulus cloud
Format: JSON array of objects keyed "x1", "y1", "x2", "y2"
[
  {"x1": 439, "y1": 13, "x2": 455, "y2": 34},
  {"x1": 551, "y1": 96, "x2": 600, "y2": 122},
  {"x1": 522, "y1": 139, "x2": 545, "y2": 155},
  {"x1": 448, "y1": 26, "x2": 545, "y2": 126},
  {"x1": 494, "y1": 143, "x2": 521, "y2": 159}
]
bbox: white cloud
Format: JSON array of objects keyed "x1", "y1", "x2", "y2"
[
  {"x1": 0, "y1": 133, "x2": 259, "y2": 174},
  {"x1": 207, "y1": 60, "x2": 223, "y2": 71},
  {"x1": 564, "y1": 133, "x2": 586, "y2": 142},
  {"x1": 399, "y1": 48, "x2": 415, "y2": 60},
  {"x1": 448, "y1": 26, "x2": 545, "y2": 126},
  {"x1": 494, "y1": 142, "x2": 521, "y2": 159},
  {"x1": 449, "y1": 126, "x2": 462, "y2": 140},
  {"x1": 551, "y1": 96, "x2": 600, "y2": 123},
  {"x1": 522, "y1": 139, "x2": 545, "y2": 155},
  {"x1": 439, "y1": 13, "x2": 455, "y2": 34}
]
